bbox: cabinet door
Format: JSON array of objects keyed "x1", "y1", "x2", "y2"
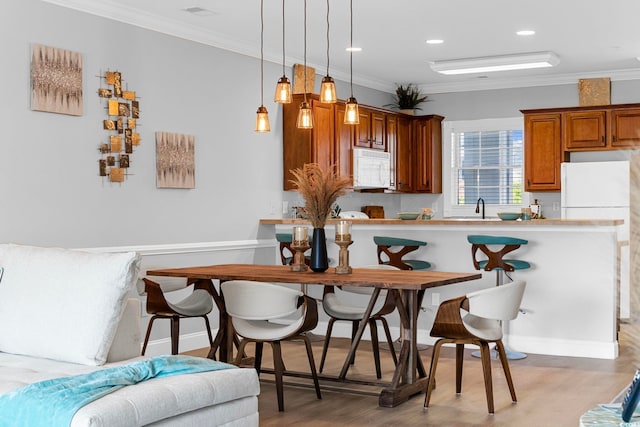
[
  {"x1": 371, "y1": 111, "x2": 386, "y2": 150},
  {"x1": 395, "y1": 115, "x2": 413, "y2": 192},
  {"x1": 611, "y1": 108, "x2": 640, "y2": 148},
  {"x1": 413, "y1": 119, "x2": 433, "y2": 192},
  {"x1": 335, "y1": 103, "x2": 354, "y2": 184},
  {"x1": 524, "y1": 113, "x2": 566, "y2": 191},
  {"x1": 386, "y1": 115, "x2": 397, "y2": 189},
  {"x1": 564, "y1": 110, "x2": 606, "y2": 150},
  {"x1": 311, "y1": 100, "x2": 335, "y2": 172},
  {"x1": 355, "y1": 110, "x2": 371, "y2": 148}
]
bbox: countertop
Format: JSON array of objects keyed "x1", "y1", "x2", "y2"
[{"x1": 260, "y1": 218, "x2": 624, "y2": 226}]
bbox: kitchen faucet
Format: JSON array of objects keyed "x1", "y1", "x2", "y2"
[{"x1": 475, "y1": 197, "x2": 485, "y2": 219}]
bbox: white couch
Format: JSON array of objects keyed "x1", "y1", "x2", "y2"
[{"x1": 0, "y1": 244, "x2": 260, "y2": 426}]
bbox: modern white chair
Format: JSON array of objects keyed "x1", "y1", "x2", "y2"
[
  {"x1": 141, "y1": 278, "x2": 219, "y2": 357},
  {"x1": 221, "y1": 280, "x2": 322, "y2": 412},
  {"x1": 319, "y1": 264, "x2": 399, "y2": 379},
  {"x1": 424, "y1": 280, "x2": 526, "y2": 414}
]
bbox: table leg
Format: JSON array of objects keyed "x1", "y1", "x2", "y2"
[
  {"x1": 338, "y1": 287, "x2": 382, "y2": 380},
  {"x1": 379, "y1": 289, "x2": 429, "y2": 407}
]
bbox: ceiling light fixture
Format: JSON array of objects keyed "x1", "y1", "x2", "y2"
[
  {"x1": 344, "y1": 0, "x2": 359, "y2": 125},
  {"x1": 255, "y1": 0, "x2": 270, "y2": 132},
  {"x1": 516, "y1": 30, "x2": 536, "y2": 36},
  {"x1": 319, "y1": 0, "x2": 337, "y2": 103},
  {"x1": 274, "y1": 0, "x2": 292, "y2": 104},
  {"x1": 430, "y1": 51, "x2": 559, "y2": 75},
  {"x1": 426, "y1": 39, "x2": 444, "y2": 45},
  {"x1": 296, "y1": 0, "x2": 313, "y2": 129}
]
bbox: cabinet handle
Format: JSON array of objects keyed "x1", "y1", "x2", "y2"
[
  {"x1": 613, "y1": 135, "x2": 617, "y2": 142},
  {"x1": 527, "y1": 179, "x2": 531, "y2": 186},
  {"x1": 602, "y1": 135, "x2": 605, "y2": 143}
]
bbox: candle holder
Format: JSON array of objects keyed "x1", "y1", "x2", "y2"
[
  {"x1": 335, "y1": 239, "x2": 353, "y2": 274},
  {"x1": 290, "y1": 242, "x2": 310, "y2": 272}
]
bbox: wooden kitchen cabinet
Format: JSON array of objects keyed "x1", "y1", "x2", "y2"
[
  {"x1": 334, "y1": 102, "x2": 354, "y2": 184},
  {"x1": 412, "y1": 115, "x2": 443, "y2": 193},
  {"x1": 355, "y1": 107, "x2": 386, "y2": 151},
  {"x1": 523, "y1": 112, "x2": 567, "y2": 192},
  {"x1": 564, "y1": 110, "x2": 606, "y2": 150},
  {"x1": 282, "y1": 94, "x2": 335, "y2": 190},
  {"x1": 610, "y1": 108, "x2": 640, "y2": 148},
  {"x1": 394, "y1": 115, "x2": 413, "y2": 192}
]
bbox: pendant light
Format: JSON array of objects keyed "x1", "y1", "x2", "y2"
[
  {"x1": 296, "y1": 0, "x2": 313, "y2": 129},
  {"x1": 255, "y1": 0, "x2": 270, "y2": 132},
  {"x1": 344, "y1": 0, "x2": 359, "y2": 125},
  {"x1": 274, "y1": 0, "x2": 292, "y2": 104},
  {"x1": 319, "y1": 0, "x2": 337, "y2": 103}
]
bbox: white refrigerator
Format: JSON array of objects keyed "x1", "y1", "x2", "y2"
[{"x1": 561, "y1": 160, "x2": 630, "y2": 318}]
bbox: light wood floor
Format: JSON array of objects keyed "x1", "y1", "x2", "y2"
[{"x1": 186, "y1": 320, "x2": 639, "y2": 427}]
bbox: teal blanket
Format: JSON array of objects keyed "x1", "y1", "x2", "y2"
[{"x1": 0, "y1": 355, "x2": 235, "y2": 427}]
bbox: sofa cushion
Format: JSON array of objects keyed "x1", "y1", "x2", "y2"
[{"x1": 0, "y1": 244, "x2": 140, "y2": 366}]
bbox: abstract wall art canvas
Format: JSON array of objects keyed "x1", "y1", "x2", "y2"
[
  {"x1": 30, "y1": 44, "x2": 83, "y2": 116},
  {"x1": 155, "y1": 132, "x2": 195, "y2": 189}
]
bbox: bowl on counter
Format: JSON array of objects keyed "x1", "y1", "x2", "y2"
[
  {"x1": 397, "y1": 212, "x2": 420, "y2": 220},
  {"x1": 497, "y1": 212, "x2": 522, "y2": 221}
]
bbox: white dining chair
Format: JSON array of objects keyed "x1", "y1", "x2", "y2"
[
  {"x1": 221, "y1": 280, "x2": 321, "y2": 412},
  {"x1": 319, "y1": 264, "x2": 399, "y2": 379},
  {"x1": 424, "y1": 280, "x2": 526, "y2": 414}
]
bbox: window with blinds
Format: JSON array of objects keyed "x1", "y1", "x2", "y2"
[
  {"x1": 452, "y1": 129, "x2": 524, "y2": 206},
  {"x1": 442, "y1": 118, "x2": 527, "y2": 218}
]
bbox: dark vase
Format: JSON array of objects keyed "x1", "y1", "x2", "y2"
[{"x1": 310, "y1": 227, "x2": 329, "y2": 273}]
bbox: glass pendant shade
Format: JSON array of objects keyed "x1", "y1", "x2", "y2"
[
  {"x1": 320, "y1": 76, "x2": 337, "y2": 103},
  {"x1": 274, "y1": 76, "x2": 292, "y2": 103},
  {"x1": 296, "y1": 101, "x2": 313, "y2": 129},
  {"x1": 344, "y1": 97, "x2": 359, "y2": 125},
  {"x1": 255, "y1": 105, "x2": 270, "y2": 132}
]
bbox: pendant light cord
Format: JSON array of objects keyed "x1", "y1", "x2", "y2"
[
  {"x1": 325, "y1": 0, "x2": 330, "y2": 76},
  {"x1": 260, "y1": 0, "x2": 265, "y2": 106},
  {"x1": 303, "y1": 0, "x2": 307, "y2": 102},
  {"x1": 281, "y1": 0, "x2": 286, "y2": 76},
  {"x1": 349, "y1": 0, "x2": 353, "y2": 97}
]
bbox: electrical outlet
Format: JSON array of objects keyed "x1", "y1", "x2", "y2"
[
  {"x1": 431, "y1": 293, "x2": 440, "y2": 305},
  {"x1": 552, "y1": 202, "x2": 560, "y2": 211},
  {"x1": 282, "y1": 201, "x2": 289, "y2": 215}
]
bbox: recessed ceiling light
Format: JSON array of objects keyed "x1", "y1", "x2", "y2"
[
  {"x1": 346, "y1": 46, "x2": 362, "y2": 52},
  {"x1": 426, "y1": 39, "x2": 444, "y2": 45},
  {"x1": 517, "y1": 30, "x2": 535, "y2": 36}
]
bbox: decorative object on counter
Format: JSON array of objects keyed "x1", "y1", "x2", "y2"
[
  {"x1": 290, "y1": 226, "x2": 310, "y2": 272},
  {"x1": 155, "y1": 132, "x2": 195, "y2": 189},
  {"x1": 334, "y1": 220, "x2": 353, "y2": 274},
  {"x1": 289, "y1": 163, "x2": 350, "y2": 273},
  {"x1": 384, "y1": 83, "x2": 429, "y2": 115},
  {"x1": 530, "y1": 199, "x2": 542, "y2": 219},
  {"x1": 397, "y1": 212, "x2": 420, "y2": 220},
  {"x1": 97, "y1": 68, "x2": 141, "y2": 183},
  {"x1": 521, "y1": 207, "x2": 532, "y2": 220},
  {"x1": 31, "y1": 44, "x2": 83, "y2": 116},
  {"x1": 420, "y1": 207, "x2": 433, "y2": 219},
  {"x1": 362, "y1": 205, "x2": 384, "y2": 219},
  {"x1": 497, "y1": 212, "x2": 522, "y2": 221}
]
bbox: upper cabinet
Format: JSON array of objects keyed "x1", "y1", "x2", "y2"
[
  {"x1": 283, "y1": 94, "x2": 443, "y2": 193},
  {"x1": 522, "y1": 103, "x2": 640, "y2": 192}
]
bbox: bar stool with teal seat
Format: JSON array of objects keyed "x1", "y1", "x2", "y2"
[
  {"x1": 276, "y1": 233, "x2": 312, "y2": 266},
  {"x1": 467, "y1": 234, "x2": 530, "y2": 360},
  {"x1": 374, "y1": 236, "x2": 431, "y2": 271}
]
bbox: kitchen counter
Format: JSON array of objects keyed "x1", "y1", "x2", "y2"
[
  {"x1": 259, "y1": 216, "x2": 625, "y2": 359},
  {"x1": 260, "y1": 218, "x2": 623, "y2": 226}
]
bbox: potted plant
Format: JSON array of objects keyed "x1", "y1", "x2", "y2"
[{"x1": 385, "y1": 83, "x2": 429, "y2": 115}]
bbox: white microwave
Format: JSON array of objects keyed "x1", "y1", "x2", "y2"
[{"x1": 352, "y1": 148, "x2": 390, "y2": 189}]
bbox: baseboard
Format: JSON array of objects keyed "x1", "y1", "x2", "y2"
[{"x1": 143, "y1": 331, "x2": 215, "y2": 356}]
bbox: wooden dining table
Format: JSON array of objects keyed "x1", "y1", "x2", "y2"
[{"x1": 146, "y1": 263, "x2": 481, "y2": 407}]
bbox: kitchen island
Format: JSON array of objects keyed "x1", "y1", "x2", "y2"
[{"x1": 259, "y1": 217, "x2": 625, "y2": 359}]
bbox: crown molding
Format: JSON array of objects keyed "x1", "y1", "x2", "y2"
[{"x1": 42, "y1": 0, "x2": 640, "y2": 96}]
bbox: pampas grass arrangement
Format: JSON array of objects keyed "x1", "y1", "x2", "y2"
[{"x1": 290, "y1": 163, "x2": 351, "y2": 228}]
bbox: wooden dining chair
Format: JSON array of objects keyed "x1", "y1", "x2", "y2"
[
  {"x1": 424, "y1": 280, "x2": 526, "y2": 414},
  {"x1": 221, "y1": 280, "x2": 322, "y2": 412}
]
